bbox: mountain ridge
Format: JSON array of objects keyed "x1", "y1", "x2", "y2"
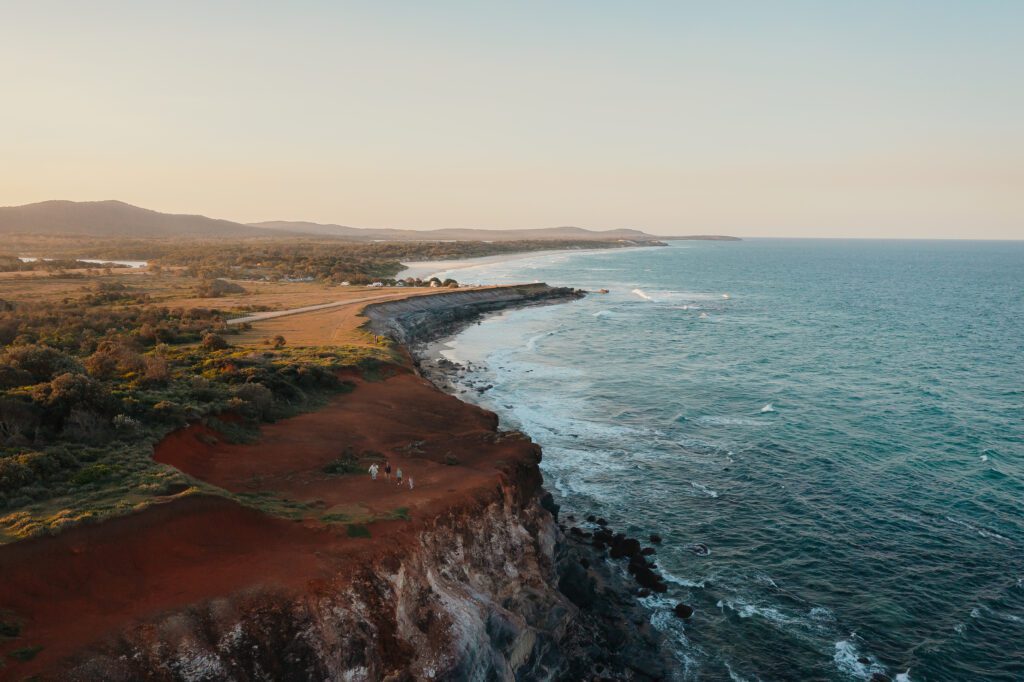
[{"x1": 0, "y1": 200, "x2": 737, "y2": 241}]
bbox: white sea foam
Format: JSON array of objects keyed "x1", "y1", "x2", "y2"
[
  {"x1": 833, "y1": 638, "x2": 886, "y2": 678},
  {"x1": 592, "y1": 310, "x2": 614, "y2": 318},
  {"x1": 724, "y1": 662, "x2": 756, "y2": 682},
  {"x1": 690, "y1": 481, "x2": 719, "y2": 498},
  {"x1": 809, "y1": 606, "x2": 836, "y2": 623},
  {"x1": 632, "y1": 288, "x2": 654, "y2": 301},
  {"x1": 695, "y1": 415, "x2": 770, "y2": 427},
  {"x1": 760, "y1": 403, "x2": 775, "y2": 413},
  {"x1": 662, "y1": 572, "x2": 707, "y2": 589},
  {"x1": 718, "y1": 599, "x2": 794, "y2": 627},
  {"x1": 946, "y1": 516, "x2": 1011, "y2": 543}
]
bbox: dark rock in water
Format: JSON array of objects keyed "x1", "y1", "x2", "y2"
[
  {"x1": 641, "y1": 547, "x2": 656, "y2": 556},
  {"x1": 637, "y1": 588, "x2": 651, "y2": 598},
  {"x1": 673, "y1": 603, "x2": 694, "y2": 619},
  {"x1": 650, "y1": 534, "x2": 663, "y2": 544},
  {"x1": 582, "y1": 531, "x2": 592, "y2": 539},
  {"x1": 610, "y1": 537, "x2": 642, "y2": 559},
  {"x1": 579, "y1": 557, "x2": 590, "y2": 568},
  {"x1": 858, "y1": 657, "x2": 870, "y2": 665},
  {"x1": 870, "y1": 675, "x2": 892, "y2": 682},
  {"x1": 569, "y1": 526, "x2": 583, "y2": 537},
  {"x1": 686, "y1": 543, "x2": 710, "y2": 556},
  {"x1": 558, "y1": 559, "x2": 597, "y2": 609},
  {"x1": 539, "y1": 492, "x2": 560, "y2": 520},
  {"x1": 586, "y1": 515, "x2": 597, "y2": 523},
  {"x1": 592, "y1": 539, "x2": 607, "y2": 551},
  {"x1": 596, "y1": 517, "x2": 608, "y2": 527},
  {"x1": 652, "y1": 580, "x2": 669, "y2": 593},
  {"x1": 633, "y1": 565, "x2": 663, "y2": 591},
  {"x1": 566, "y1": 514, "x2": 575, "y2": 521}
]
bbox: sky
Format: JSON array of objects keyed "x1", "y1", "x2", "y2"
[{"x1": 1, "y1": 1, "x2": 1022, "y2": 239}]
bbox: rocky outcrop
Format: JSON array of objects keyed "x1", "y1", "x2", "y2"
[
  {"x1": 60, "y1": 481, "x2": 670, "y2": 681},
  {"x1": 64, "y1": 486, "x2": 580, "y2": 681},
  {"x1": 363, "y1": 284, "x2": 584, "y2": 346}
]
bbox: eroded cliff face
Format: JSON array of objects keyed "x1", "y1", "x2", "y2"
[{"x1": 63, "y1": 478, "x2": 579, "y2": 682}]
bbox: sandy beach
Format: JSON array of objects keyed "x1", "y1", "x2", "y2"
[{"x1": 398, "y1": 245, "x2": 655, "y2": 281}]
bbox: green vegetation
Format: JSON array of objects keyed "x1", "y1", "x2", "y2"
[
  {"x1": 5, "y1": 235, "x2": 639, "y2": 285},
  {"x1": 387, "y1": 507, "x2": 410, "y2": 521},
  {"x1": 346, "y1": 524, "x2": 371, "y2": 538},
  {"x1": 0, "y1": 285, "x2": 394, "y2": 542},
  {"x1": 0, "y1": 619, "x2": 21, "y2": 639},
  {"x1": 194, "y1": 278, "x2": 247, "y2": 298},
  {"x1": 8, "y1": 645, "x2": 43, "y2": 662}
]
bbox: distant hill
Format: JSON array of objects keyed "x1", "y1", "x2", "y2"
[
  {"x1": 0, "y1": 200, "x2": 737, "y2": 242},
  {"x1": 249, "y1": 220, "x2": 724, "y2": 242},
  {"x1": 0, "y1": 200, "x2": 273, "y2": 238}
]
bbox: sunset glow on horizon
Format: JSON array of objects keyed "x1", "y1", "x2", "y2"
[{"x1": 2, "y1": 1, "x2": 1021, "y2": 239}]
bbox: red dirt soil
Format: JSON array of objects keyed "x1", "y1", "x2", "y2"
[{"x1": 0, "y1": 369, "x2": 539, "y2": 679}]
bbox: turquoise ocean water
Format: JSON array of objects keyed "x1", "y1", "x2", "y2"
[{"x1": 429, "y1": 240, "x2": 1024, "y2": 681}]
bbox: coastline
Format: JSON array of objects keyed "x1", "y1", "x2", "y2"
[
  {"x1": 1, "y1": 283, "x2": 675, "y2": 680},
  {"x1": 398, "y1": 244, "x2": 663, "y2": 282},
  {"x1": 386, "y1": 288, "x2": 685, "y2": 679}
]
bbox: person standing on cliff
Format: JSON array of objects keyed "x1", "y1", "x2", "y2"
[
  {"x1": 368, "y1": 463, "x2": 378, "y2": 480},
  {"x1": 395, "y1": 467, "x2": 403, "y2": 487},
  {"x1": 384, "y1": 461, "x2": 392, "y2": 481}
]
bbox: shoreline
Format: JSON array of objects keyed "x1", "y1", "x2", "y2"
[
  {"x1": 0, "y1": 284, "x2": 677, "y2": 680},
  {"x1": 398, "y1": 243, "x2": 663, "y2": 281},
  {"x1": 396, "y1": 290, "x2": 684, "y2": 679}
]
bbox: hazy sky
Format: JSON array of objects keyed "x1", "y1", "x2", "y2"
[{"x1": 2, "y1": 1, "x2": 1022, "y2": 238}]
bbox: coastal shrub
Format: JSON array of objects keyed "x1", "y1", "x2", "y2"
[
  {"x1": 84, "y1": 336, "x2": 144, "y2": 379},
  {"x1": 232, "y1": 382, "x2": 274, "y2": 419},
  {"x1": 323, "y1": 446, "x2": 361, "y2": 475},
  {"x1": 0, "y1": 397, "x2": 38, "y2": 444},
  {"x1": 201, "y1": 333, "x2": 230, "y2": 351},
  {"x1": 346, "y1": 524, "x2": 371, "y2": 538},
  {"x1": 0, "y1": 345, "x2": 83, "y2": 383},
  {"x1": 9, "y1": 645, "x2": 43, "y2": 661},
  {"x1": 195, "y1": 278, "x2": 247, "y2": 298}
]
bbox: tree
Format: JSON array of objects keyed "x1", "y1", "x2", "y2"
[
  {"x1": 233, "y1": 382, "x2": 274, "y2": 419},
  {"x1": 143, "y1": 354, "x2": 170, "y2": 384},
  {"x1": 272, "y1": 335, "x2": 286, "y2": 349},
  {"x1": 1, "y1": 345, "x2": 83, "y2": 383},
  {"x1": 0, "y1": 397, "x2": 38, "y2": 445},
  {"x1": 195, "y1": 278, "x2": 247, "y2": 298},
  {"x1": 84, "y1": 337, "x2": 144, "y2": 379},
  {"x1": 201, "y1": 333, "x2": 230, "y2": 351}
]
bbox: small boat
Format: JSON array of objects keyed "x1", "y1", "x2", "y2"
[{"x1": 598, "y1": 288, "x2": 610, "y2": 294}]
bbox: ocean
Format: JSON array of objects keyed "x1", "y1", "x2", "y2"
[{"x1": 427, "y1": 239, "x2": 1024, "y2": 681}]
